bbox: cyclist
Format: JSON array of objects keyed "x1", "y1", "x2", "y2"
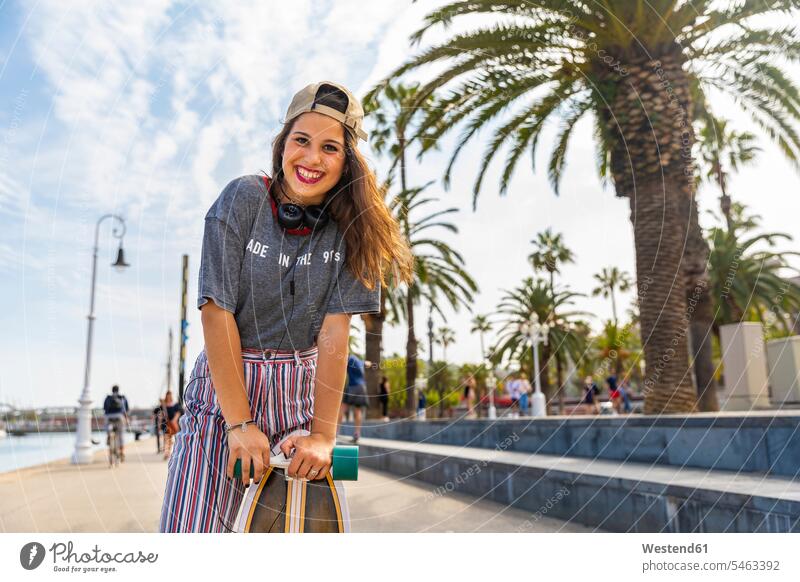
[{"x1": 103, "y1": 385, "x2": 129, "y2": 462}]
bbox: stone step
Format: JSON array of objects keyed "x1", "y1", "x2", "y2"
[
  {"x1": 341, "y1": 413, "x2": 800, "y2": 477},
  {"x1": 353, "y1": 437, "x2": 800, "y2": 533}
]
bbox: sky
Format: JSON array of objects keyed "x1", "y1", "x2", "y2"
[{"x1": 1, "y1": 1, "x2": 799, "y2": 409}]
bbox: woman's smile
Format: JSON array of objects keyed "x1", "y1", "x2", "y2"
[{"x1": 295, "y1": 164, "x2": 324, "y2": 184}]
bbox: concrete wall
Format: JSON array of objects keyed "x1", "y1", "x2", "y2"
[
  {"x1": 358, "y1": 441, "x2": 800, "y2": 533},
  {"x1": 767, "y1": 336, "x2": 800, "y2": 405},
  {"x1": 341, "y1": 414, "x2": 800, "y2": 478},
  {"x1": 719, "y1": 323, "x2": 771, "y2": 410}
]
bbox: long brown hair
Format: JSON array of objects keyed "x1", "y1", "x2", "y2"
[{"x1": 267, "y1": 85, "x2": 413, "y2": 289}]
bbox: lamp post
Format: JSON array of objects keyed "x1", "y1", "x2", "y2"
[
  {"x1": 427, "y1": 305, "x2": 434, "y2": 370},
  {"x1": 72, "y1": 214, "x2": 130, "y2": 464},
  {"x1": 485, "y1": 362, "x2": 497, "y2": 419},
  {"x1": 520, "y1": 314, "x2": 549, "y2": 417}
]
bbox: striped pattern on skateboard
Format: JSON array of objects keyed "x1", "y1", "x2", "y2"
[{"x1": 235, "y1": 468, "x2": 350, "y2": 533}]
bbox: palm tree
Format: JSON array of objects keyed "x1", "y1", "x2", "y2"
[
  {"x1": 529, "y1": 229, "x2": 575, "y2": 295},
  {"x1": 470, "y1": 314, "x2": 492, "y2": 363},
  {"x1": 387, "y1": 182, "x2": 478, "y2": 413},
  {"x1": 364, "y1": 80, "x2": 440, "y2": 192},
  {"x1": 492, "y1": 277, "x2": 586, "y2": 407},
  {"x1": 358, "y1": 180, "x2": 397, "y2": 416},
  {"x1": 435, "y1": 326, "x2": 456, "y2": 363},
  {"x1": 364, "y1": 81, "x2": 440, "y2": 413},
  {"x1": 708, "y1": 204, "x2": 800, "y2": 343},
  {"x1": 529, "y1": 228, "x2": 575, "y2": 408},
  {"x1": 470, "y1": 314, "x2": 492, "y2": 417},
  {"x1": 696, "y1": 117, "x2": 761, "y2": 230},
  {"x1": 368, "y1": 0, "x2": 800, "y2": 414},
  {"x1": 592, "y1": 266, "x2": 633, "y2": 379},
  {"x1": 592, "y1": 267, "x2": 632, "y2": 329}
]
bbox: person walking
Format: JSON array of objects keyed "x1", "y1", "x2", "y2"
[
  {"x1": 618, "y1": 378, "x2": 633, "y2": 413},
  {"x1": 506, "y1": 373, "x2": 521, "y2": 418},
  {"x1": 607, "y1": 375, "x2": 623, "y2": 414},
  {"x1": 102, "y1": 385, "x2": 129, "y2": 462},
  {"x1": 341, "y1": 353, "x2": 368, "y2": 443},
  {"x1": 159, "y1": 81, "x2": 414, "y2": 533},
  {"x1": 582, "y1": 376, "x2": 600, "y2": 414},
  {"x1": 463, "y1": 376, "x2": 477, "y2": 418},
  {"x1": 152, "y1": 398, "x2": 165, "y2": 454},
  {"x1": 162, "y1": 391, "x2": 183, "y2": 460},
  {"x1": 378, "y1": 375, "x2": 390, "y2": 421},
  {"x1": 517, "y1": 373, "x2": 531, "y2": 417}
]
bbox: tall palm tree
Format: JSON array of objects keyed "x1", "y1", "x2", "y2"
[
  {"x1": 358, "y1": 180, "x2": 398, "y2": 416},
  {"x1": 435, "y1": 326, "x2": 456, "y2": 363},
  {"x1": 364, "y1": 80, "x2": 440, "y2": 192},
  {"x1": 492, "y1": 277, "x2": 586, "y2": 406},
  {"x1": 592, "y1": 267, "x2": 633, "y2": 328},
  {"x1": 364, "y1": 81, "x2": 440, "y2": 413},
  {"x1": 696, "y1": 116, "x2": 761, "y2": 230},
  {"x1": 529, "y1": 228, "x2": 575, "y2": 407},
  {"x1": 470, "y1": 314, "x2": 492, "y2": 363},
  {"x1": 529, "y1": 229, "x2": 575, "y2": 295},
  {"x1": 387, "y1": 182, "x2": 478, "y2": 412},
  {"x1": 368, "y1": 0, "x2": 800, "y2": 414},
  {"x1": 469, "y1": 314, "x2": 492, "y2": 414}
]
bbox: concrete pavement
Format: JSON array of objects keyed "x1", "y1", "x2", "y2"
[{"x1": 0, "y1": 436, "x2": 592, "y2": 532}]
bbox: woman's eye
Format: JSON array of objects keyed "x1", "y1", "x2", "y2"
[{"x1": 324, "y1": 145, "x2": 339, "y2": 153}]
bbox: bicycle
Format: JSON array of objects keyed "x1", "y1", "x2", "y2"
[{"x1": 106, "y1": 421, "x2": 123, "y2": 467}]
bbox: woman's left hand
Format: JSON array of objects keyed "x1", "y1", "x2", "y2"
[{"x1": 280, "y1": 432, "x2": 334, "y2": 480}]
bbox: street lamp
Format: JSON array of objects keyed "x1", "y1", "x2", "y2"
[
  {"x1": 485, "y1": 363, "x2": 497, "y2": 419},
  {"x1": 72, "y1": 214, "x2": 130, "y2": 464},
  {"x1": 427, "y1": 305, "x2": 434, "y2": 369},
  {"x1": 520, "y1": 313, "x2": 549, "y2": 417}
]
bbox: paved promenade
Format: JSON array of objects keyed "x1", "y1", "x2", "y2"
[{"x1": 0, "y1": 436, "x2": 591, "y2": 533}]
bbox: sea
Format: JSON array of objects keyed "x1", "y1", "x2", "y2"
[{"x1": 0, "y1": 431, "x2": 109, "y2": 473}]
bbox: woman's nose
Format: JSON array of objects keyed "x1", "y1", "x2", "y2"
[{"x1": 303, "y1": 147, "x2": 323, "y2": 167}]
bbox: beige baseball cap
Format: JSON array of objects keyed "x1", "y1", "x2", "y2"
[{"x1": 282, "y1": 81, "x2": 368, "y2": 143}]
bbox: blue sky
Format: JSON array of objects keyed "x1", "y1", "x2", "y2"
[{"x1": 1, "y1": 1, "x2": 799, "y2": 409}]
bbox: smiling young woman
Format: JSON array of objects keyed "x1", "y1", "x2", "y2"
[{"x1": 159, "y1": 81, "x2": 414, "y2": 533}]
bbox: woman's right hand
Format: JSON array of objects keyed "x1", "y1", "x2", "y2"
[{"x1": 226, "y1": 424, "x2": 272, "y2": 486}]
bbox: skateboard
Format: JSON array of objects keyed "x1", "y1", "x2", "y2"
[{"x1": 232, "y1": 429, "x2": 358, "y2": 533}]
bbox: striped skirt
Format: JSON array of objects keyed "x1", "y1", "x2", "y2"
[{"x1": 159, "y1": 345, "x2": 319, "y2": 533}]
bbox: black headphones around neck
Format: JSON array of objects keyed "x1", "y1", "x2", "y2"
[
  {"x1": 275, "y1": 197, "x2": 330, "y2": 231},
  {"x1": 264, "y1": 174, "x2": 331, "y2": 233}
]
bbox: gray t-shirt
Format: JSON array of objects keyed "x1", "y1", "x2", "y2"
[{"x1": 197, "y1": 174, "x2": 381, "y2": 350}]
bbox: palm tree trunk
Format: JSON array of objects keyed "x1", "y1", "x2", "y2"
[
  {"x1": 601, "y1": 48, "x2": 697, "y2": 413},
  {"x1": 405, "y1": 288, "x2": 418, "y2": 415},
  {"x1": 628, "y1": 181, "x2": 697, "y2": 413},
  {"x1": 398, "y1": 128, "x2": 418, "y2": 416},
  {"x1": 611, "y1": 289, "x2": 618, "y2": 328},
  {"x1": 715, "y1": 161, "x2": 734, "y2": 231},
  {"x1": 682, "y1": 192, "x2": 720, "y2": 412},
  {"x1": 362, "y1": 288, "x2": 387, "y2": 419}
]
